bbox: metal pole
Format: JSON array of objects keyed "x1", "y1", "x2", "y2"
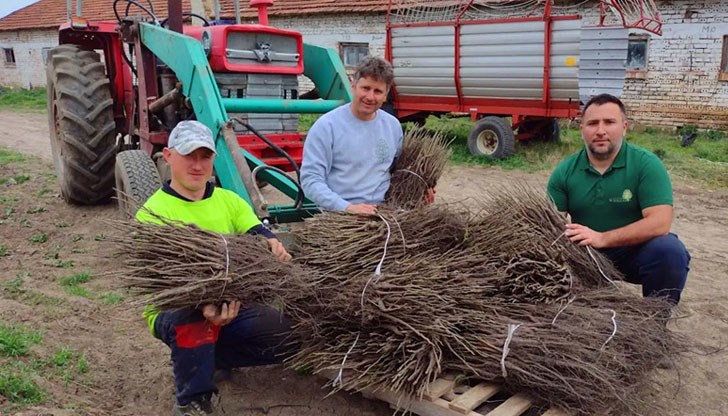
[
  {"x1": 214, "y1": 0, "x2": 220, "y2": 21},
  {"x1": 76, "y1": 0, "x2": 82, "y2": 17},
  {"x1": 67, "y1": 0, "x2": 72, "y2": 19},
  {"x1": 234, "y1": 0, "x2": 241, "y2": 23},
  {"x1": 168, "y1": 0, "x2": 183, "y2": 33}
]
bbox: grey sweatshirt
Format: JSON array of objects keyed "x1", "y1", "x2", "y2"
[{"x1": 300, "y1": 104, "x2": 403, "y2": 211}]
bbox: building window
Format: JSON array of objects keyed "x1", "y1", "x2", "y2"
[
  {"x1": 340, "y1": 43, "x2": 369, "y2": 68},
  {"x1": 42, "y1": 47, "x2": 51, "y2": 64},
  {"x1": 3, "y1": 48, "x2": 16, "y2": 65},
  {"x1": 720, "y1": 36, "x2": 728, "y2": 81},
  {"x1": 626, "y1": 35, "x2": 648, "y2": 70}
]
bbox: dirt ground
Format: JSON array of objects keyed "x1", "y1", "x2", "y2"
[{"x1": 0, "y1": 110, "x2": 727, "y2": 416}]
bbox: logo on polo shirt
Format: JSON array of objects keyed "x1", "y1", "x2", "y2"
[{"x1": 609, "y1": 188, "x2": 633, "y2": 203}]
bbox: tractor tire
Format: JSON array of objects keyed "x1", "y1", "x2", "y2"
[
  {"x1": 467, "y1": 116, "x2": 515, "y2": 159},
  {"x1": 46, "y1": 44, "x2": 117, "y2": 205},
  {"x1": 115, "y1": 150, "x2": 161, "y2": 218}
]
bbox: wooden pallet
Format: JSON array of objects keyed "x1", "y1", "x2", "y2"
[{"x1": 328, "y1": 373, "x2": 569, "y2": 416}]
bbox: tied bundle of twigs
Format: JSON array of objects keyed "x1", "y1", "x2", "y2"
[
  {"x1": 293, "y1": 205, "x2": 467, "y2": 282},
  {"x1": 385, "y1": 125, "x2": 451, "y2": 209},
  {"x1": 106, "y1": 216, "x2": 315, "y2": 320},
  {"x1": 291, "y1": 287, "x2": 678, "y2": 415}
]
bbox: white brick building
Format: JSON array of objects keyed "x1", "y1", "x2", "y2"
[{"x1": 1, "y1": 0, "x2": 727, "y2": 129}]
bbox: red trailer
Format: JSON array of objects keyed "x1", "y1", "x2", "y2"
[{"x1": 385, "y1": 0, "x2": 663, "y2": 158}]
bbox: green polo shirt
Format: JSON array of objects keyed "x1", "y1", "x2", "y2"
[{"x1": 547, "y1": 141, "x2": 672, "y2": 232}]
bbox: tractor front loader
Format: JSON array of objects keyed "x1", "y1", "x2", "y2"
[{"x1": 47, "y1": 0, "x2": 352, "y2": 223}]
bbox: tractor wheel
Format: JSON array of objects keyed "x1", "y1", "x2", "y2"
[
  {"x1": 467, "y1": 116, "x2": 515, "y2": 159},
  {"x1": 115, "y1": 150, "x2": 162, "y2": 218},
  {"x1": 46, "y1": 44, "x2": 117, "y2": 205}
]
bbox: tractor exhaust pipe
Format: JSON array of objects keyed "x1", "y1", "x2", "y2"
[{"x1": 250, "y1": 0, "x2": 273, "y2": 25}]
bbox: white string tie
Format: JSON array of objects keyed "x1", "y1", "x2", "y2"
[
  {"x1": 552, "y1": 297, "x2": 575, "y2": 325},
  {"x1": 600, "y1": 309, "x2": 618, "y2": 351},
  {"x1": 333, "y1": 332, "x2": 360, "y2": 388},
  {"x1": 218, "y1": 233, "x2": 230, "y2": 278},
  {"x1": 360, "y1": 213, "x2": 392, "y2": 308},
  {"x1": 500, "y1": 323, "x2": 521, "y2": 379},
  {"x1": 586, "y1": 246, "x2": 617, "y2": 287},
  {"x1": 395, "y1": 168, "x2": 429, "y2": 188}
]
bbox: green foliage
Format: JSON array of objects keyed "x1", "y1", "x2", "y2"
[
  {"x1": 99, "y1": 292, "x2": 123, "y2": 305},
  {"x1": 0, "y1": 87, "x2": 47, "y2": 111},
  {"x1": 93, "y1": 234, "x2": 106, "y2": 241},
  {"x1": 50, "y1": 348, "x2": 73, "y2": 367},
  {"x1": 26, "y1": 206, "x2": 46, "y2": 214},
  {"x1": 72, "y1": 234, "x2": 83, "y2": 242},
  {"x1": 0, "y1": 147, "x2": 25, "y2": 165},
  {"x1": 56, "y1": 221, "x2": 70, "y2": 228},
  {"x1": 0, "y1": 174, "x2": 30, "y2": 185},
  {"x1": 29, "y1": 234, "x2": 48, "y2": 244},
  {"x1": 298, "y1": 114, "x2": 320, "y2": 132},
  {"x1": 421, "y1": 115, "x2": 728, "y2": 189},
  {"x1": 0, "y1": 244, "x2": 7, "y2": 257},
  {"x1": 59, "y1": 271, "x2": 91, "y2": 298},
  {"x1": 0, "y1": 367, "x2": 46, "y2": 407},
  {"x1": 0, "y1": 322, "x2": 42, "y2": 357}
]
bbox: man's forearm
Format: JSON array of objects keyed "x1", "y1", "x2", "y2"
[{"x1": 601, "y1": 210, "x2": 671, "y2": 248}]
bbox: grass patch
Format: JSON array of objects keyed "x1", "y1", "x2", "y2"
[
  {"x1": 0, "y1": 87, "x2": 47, "y2": 111},
  {"x1": 0, "y1": 322, "x2": 42, "y2": 357},
  {"x1": 59, "y1": 271, "x2": 91, "y2": 298},
  {"x1": 99, "y1": 292, "x2": 123, "y2": 305},
  {"x1": 0, "y1": 147, "x2": 25, "y2": 165},
  {"x1": 26, "y1": 206, "x2": 46, "y2": 214},
  {"x1": 0, "y1": 244, "x2": 7, "y2": 257},
  {"x1": 422, "y1": 116, "x2": 728, "y2": 189},
  {"x1": 29, "y1": 233, "x2": 48, "y2": 244},
  {"x1": 0, "y1": 365, "x2": 46, "y2": 408}
]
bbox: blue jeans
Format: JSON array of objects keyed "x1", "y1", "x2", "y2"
[
  {"x1": 600, "y1": 233, "x2": 690, "y2": 304},
  {"x1": 154, "y1": 304, "x2": 292, "y2": 406}
]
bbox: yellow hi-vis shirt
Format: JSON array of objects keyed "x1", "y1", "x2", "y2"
[{"x1": 136, "y1": 186, "x2": 262, "y2": 336}]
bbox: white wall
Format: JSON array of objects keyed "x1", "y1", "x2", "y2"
[{"x1": 0, "y1": 29, "x2": 57, "y2": 89}]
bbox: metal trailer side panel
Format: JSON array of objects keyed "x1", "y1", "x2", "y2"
[
  {"x1": 459, "y1": 19, "x2": 580, "y2": 101},
  {"x1": 391, "y1": 25, "x2": 456, "y2": 98},
  {"x1": 578, "y1": 27, "x2": 629, "y2": 102}
]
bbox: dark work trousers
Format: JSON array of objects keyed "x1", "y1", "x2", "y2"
[
  {"x1": 154, "y1": 304, "x2": 293, "y2": 406},
  {"x1": 600, "y1": 233, "x2": 690, "y2": 304}
]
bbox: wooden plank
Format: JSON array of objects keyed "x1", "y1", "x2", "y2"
[
  {"x1": 372, "y1": 388, "x2": 483, "y2": 416},
  {"x1": 449, "y1": 383, "x2": 502, "y2": 414},
  {"x1": 484, "y1": 393, "x2": 534, "y2": 416},
  {"x1": 541, "y1": 409, "x2": 570, "y2": 416},
  {"x1": 424, "y1": 378, "x2": 457, "y2": 401}
]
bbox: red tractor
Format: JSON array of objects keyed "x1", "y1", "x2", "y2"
[{"x1": 47, "y1": 0, "x2": 350, "y2": 222}]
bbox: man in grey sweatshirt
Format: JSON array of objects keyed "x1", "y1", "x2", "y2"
[{"x1": 300, "y1": 56, "x2": 403, "y2": 215}]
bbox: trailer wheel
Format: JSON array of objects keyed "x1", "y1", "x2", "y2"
[
  {"x1": 115, "y1": 150, "x2": 162, "y2": 218},
  {"x1": 467, "y1": 116, "x2": 514, "y2": 159},
  {"x1": 46, "y1": 44, "x2": 117, "y2": 204},
  {"x1": 544, "y1": 118, "x2": 560, "y2": 143}
]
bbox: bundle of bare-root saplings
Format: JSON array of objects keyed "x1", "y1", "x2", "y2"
[{"x1": 112, "y1": 126, "x2": 683, "y2": 415}]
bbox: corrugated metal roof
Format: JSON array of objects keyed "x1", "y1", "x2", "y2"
[{"x1": 0, "y1": 0, "x2": 192, "y2": 32}]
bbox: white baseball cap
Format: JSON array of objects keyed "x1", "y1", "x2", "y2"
[{"x1": 167, "y1": 121, "x2": 217, "y2": 155}]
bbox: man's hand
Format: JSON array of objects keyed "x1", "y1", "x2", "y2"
[
  {"x1": 565, "y1": 223, "x2": 606, "y2": 248},
  {"x1": 345, "y1": 203, "x2": 377, "y2": 215},
  {"x1": 424, "y1": 188, "x2": 436, "y2": 205},
  {"x1": 268, "y1": 238, "x2": 292, "y2": 262},
  {"x1": 202, "y1": 301, "x2": 241, "y2": 326}
]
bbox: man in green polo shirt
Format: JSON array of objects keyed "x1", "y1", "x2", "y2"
[
  {"x1": 547, "y1": 94, "x2": 690, "y2": 304},
  {"x1": 135, "y1": 120, "x2": 293, "y2": 416}
]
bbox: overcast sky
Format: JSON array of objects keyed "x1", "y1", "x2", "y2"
[{"x1": 0, "y1": 0, "x2": 41, "y2": 19}]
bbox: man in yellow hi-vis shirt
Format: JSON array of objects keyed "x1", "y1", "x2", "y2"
[{"x1": 136, "y1": 121, "x2": 292, "y2": 416}]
